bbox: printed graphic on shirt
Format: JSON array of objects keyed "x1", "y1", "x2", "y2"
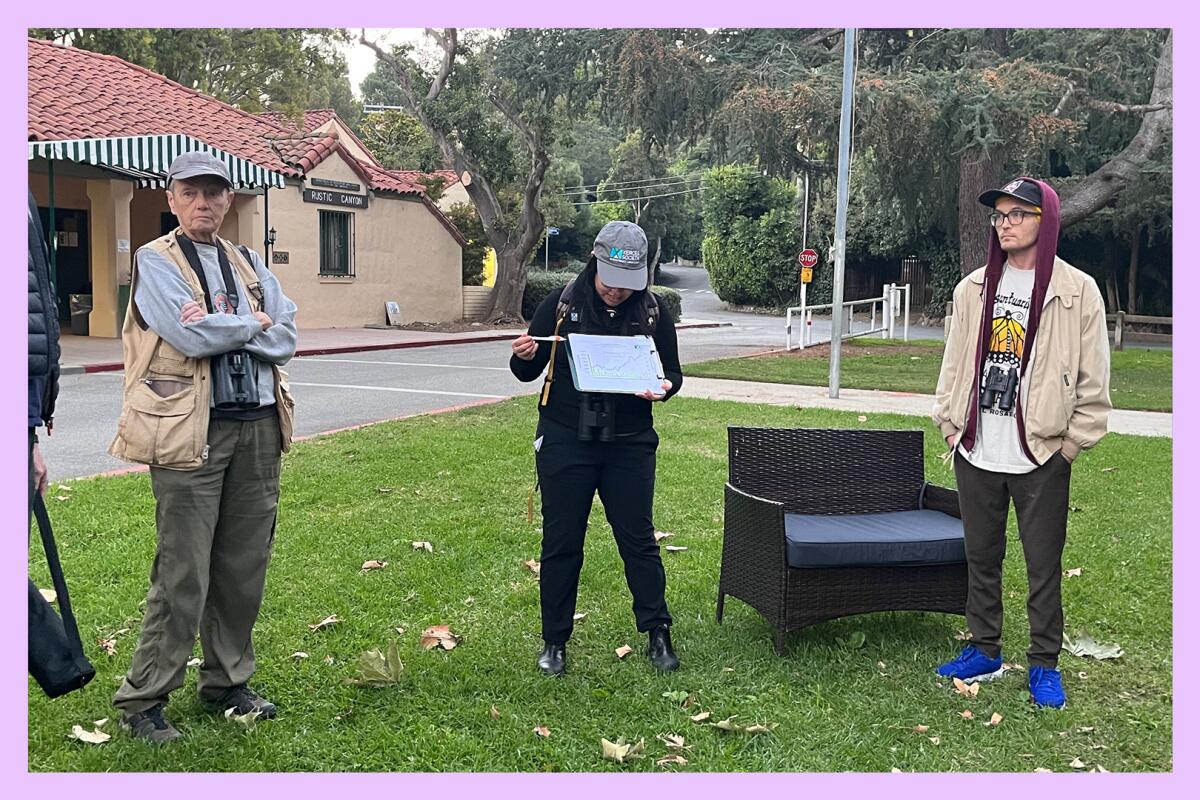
[
  {"x1": 214, "y1": 291, "x2": 232, "y2": 315},
  {"x1": 979, "y1": 286, "x2": 1031, "y2": 418}
]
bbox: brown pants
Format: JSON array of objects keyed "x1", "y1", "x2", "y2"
[
  {"x1": 953, "y1": 450, "x2": 1072, "y2": 668},
  {"x1": 113, "y1": 415, "x2": 281, "y2": 713}
]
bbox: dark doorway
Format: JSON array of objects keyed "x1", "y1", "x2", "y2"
[{"x1": 37, "y1": 207, "x2": 90, "y2": 323}]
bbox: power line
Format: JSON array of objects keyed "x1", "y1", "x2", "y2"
[
  {"x1": 562, "y1": 175, "x2": 703, "y2": 199},
  {"x1": 569, "y1": 186, "x2": 704, "y2": 206},
  {"x1": 559, "y1": 171, "x2": 707, "y2": 192}
]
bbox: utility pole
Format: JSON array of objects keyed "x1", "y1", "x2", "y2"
[{"x1": 829, "y1": 28, "x2": 856, "y2": 399}]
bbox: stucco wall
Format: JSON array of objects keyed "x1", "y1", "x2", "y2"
[{"x1": 265, "y1": 155, "x2": 462, "y2": 328}]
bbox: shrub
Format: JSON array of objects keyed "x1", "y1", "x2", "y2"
[{"x1": 521, "y1": 271, "x2": 684, "y2": 323}]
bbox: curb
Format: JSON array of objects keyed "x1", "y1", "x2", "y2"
[{"x1": 64, "y1": 320, "x2": 731, "y2": 374}]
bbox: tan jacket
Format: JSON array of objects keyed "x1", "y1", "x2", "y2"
[
  {"x1": 932, "y1": 256, "x2": 1112, "y2": 464},
  {"x1": 108, "y1": 230, "x2": 296, "y2": 470}
]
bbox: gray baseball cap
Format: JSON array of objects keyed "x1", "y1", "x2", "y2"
[
  {"x1": 166, "y1": 152, "x2": 233, "y2": 188},
  {"x1": 592, "y1": 220, "x2": 648, "y2": 290}
]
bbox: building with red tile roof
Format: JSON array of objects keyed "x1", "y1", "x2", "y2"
[{"x1": 28, "y1": 38, "x2": 467, "y2": 333}]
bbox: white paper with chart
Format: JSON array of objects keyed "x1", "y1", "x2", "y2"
[{"x1": 565, "y1": 333, "x2": 665, "y2": 395}]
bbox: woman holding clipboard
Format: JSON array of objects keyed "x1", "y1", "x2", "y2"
[{"x1": 510, "y1": 221, "x2": 683, "y2": 677}]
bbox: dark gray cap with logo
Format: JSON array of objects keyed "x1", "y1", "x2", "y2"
[
  {"x1": 166, "y1": 152, "x2": 233, "y2": 188},
  {"x1": 592, "y1": 220, "x2": 648, "y2": 290}
]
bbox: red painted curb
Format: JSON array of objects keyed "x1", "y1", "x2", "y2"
[{"x1": 72, "y1": 321, "x2": 726, "y2": 373}]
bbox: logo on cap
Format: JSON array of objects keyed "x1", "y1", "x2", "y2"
[
  {"x1": 1003, "y1": 180, "x2": 1023, "y2": 193},
  {"x1": 609, "y1": 247, "x2": 642, "y2": 263}
]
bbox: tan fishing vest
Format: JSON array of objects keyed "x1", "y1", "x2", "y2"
[{"x1": 108, "y1": 229, "x2": 296, "y2": 470}]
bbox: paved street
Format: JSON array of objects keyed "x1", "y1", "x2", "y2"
[{"x1": 41, "y1": 264, "x2": 945, "y2": 481}]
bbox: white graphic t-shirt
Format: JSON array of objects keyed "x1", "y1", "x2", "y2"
[{"x1": 960, "y1": 263, "x2": 1037, "y2": 474}]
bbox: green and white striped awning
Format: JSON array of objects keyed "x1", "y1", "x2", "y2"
[{"x1": 28, "y1": 133, "x2": 286, "y2": 189}]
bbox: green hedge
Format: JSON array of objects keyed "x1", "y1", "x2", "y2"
[{"x1": 522, "y1": 271, "x2": 683, "y2": 324}]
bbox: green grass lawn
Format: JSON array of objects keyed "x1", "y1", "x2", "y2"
[
  {"x1": 686, "y1": 339, "x2": 1172, "y2": 412},
  {"x1": 29, "y1": 398, "x2": 1171, "y2": 772}
]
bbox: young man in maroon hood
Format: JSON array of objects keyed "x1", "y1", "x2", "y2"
[{"x1": 932, "y1": 177, "x2": 1112, "y2": 708}]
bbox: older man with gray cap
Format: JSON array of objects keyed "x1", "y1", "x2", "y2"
[
  {"x1": 109, "y1": 152, "x2": 298, "y2": 742},
  {"x1": 510, "y1": 220, "x2": 684, "y2": 676}
]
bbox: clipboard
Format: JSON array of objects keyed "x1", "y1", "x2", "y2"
[{"x1": 565, "y1": 333, "x2": 666, "y2": 395}]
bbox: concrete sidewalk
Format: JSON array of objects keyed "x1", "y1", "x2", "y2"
[
  {"x1": 679, "y1": 376, "x2": 1172, "y2": 438},
  {"x1": 59, "y1": 319, "x2": 730, "y2": 374}
]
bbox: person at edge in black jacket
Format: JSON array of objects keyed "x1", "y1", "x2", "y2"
[{"x1": 510, "y1": 221, "x2": 683, "y2": 677}]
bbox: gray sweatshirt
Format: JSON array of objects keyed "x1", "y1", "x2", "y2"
[{"x1": 133, "y1": 241, "x2": 298, "y2": 408}]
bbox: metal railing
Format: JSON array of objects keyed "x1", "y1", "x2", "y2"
[{"x1": 785, "y1": 283, "x2": 911, "y2": 351}]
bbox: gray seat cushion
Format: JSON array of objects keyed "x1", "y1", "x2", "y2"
[{"x1": 784, "y1": 509, "x2": 965, "y2": 568}]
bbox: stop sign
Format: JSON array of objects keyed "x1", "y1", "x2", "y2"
[{"x1": 798, "y1": 249, "x2": 819, "y2": 269}]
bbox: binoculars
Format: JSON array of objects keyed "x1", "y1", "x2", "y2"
[
  {"x1": 212, "y1": 349, "x2": 261, "y2": 410},
  {"x1": 980, "y1": 364, "x2": 1019, "y2": 413},
  {"x1": 577, "y1": 393, "x2": 616, "y2": 442}
]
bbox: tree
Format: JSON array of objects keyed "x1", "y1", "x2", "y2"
[
  {"x1": 32, "y1": 29, "x2": 358, "y2": 120},
  {"x1": 445, "y1": 203, "x2": 489, "y2": 285},
  {"x1": 357, "y1": 110, "x2": 444, "y2": 172},
  {"x1": 360, "y1": 28, "x2": 610, "y2": 321}
]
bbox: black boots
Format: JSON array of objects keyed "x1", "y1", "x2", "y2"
[
  {"x1": 537, "y1": 643, "x2": 566, "y2": 676},
  {"x1": 647, "y1": 625, "x2": 680, "y2": 672}
]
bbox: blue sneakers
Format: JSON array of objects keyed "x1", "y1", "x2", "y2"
[
  {"x1": 1029, "y1": 666, "x2": 1067, "y2": 708},
  {"x1": 935, "y1": 645, "x2": 1004, "y2": 682}
]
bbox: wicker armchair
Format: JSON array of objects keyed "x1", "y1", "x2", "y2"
[{"x1": 717, "y1": 427, "x2": 968, "y2": 654}]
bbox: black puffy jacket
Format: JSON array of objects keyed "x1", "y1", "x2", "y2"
[{"x1": 28, "y1": 192, "x2": 60, "y2": 428}]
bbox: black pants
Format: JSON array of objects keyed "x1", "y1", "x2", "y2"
[
  {"x1": 954, "y1": 450, "x2": 1072, "y2": 668},
  {"x1": 535, "y1": 418, "x2": 672, "y2": 644}
]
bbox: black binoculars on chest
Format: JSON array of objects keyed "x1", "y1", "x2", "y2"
[
  {"x1": 578, "y1": 393, "x2": 616, "y2": 442},
  {"x1": 212, "y1": 349, "x2": 261, "y2": 410},
  {"x1": 980, "y1": 364, "x2": 1019, "y2": 413}
]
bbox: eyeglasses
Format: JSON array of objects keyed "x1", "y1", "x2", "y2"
[{"x1": 988, "y1": 209, "x2": 1041, "y2": 227}]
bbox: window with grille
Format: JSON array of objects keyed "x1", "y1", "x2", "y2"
[{"x1": 319, "y1": 210, "x2": 354, "y2": 276}]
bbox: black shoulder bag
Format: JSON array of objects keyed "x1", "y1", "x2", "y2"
[{"x1": 28, "y1": 491, "x2": 95, "y2": 698}]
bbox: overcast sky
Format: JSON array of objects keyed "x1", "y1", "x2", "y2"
[{"x1": 342, "y1": 29, "x2": 427, "y2": 99}]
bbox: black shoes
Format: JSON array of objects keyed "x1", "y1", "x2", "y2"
[
  {"x1": 648, "y1": 625, "x2": 680, "y2": 672},
  {"x1": 120, "y1": 703, "x2": 183, "y2": 744},
  {"x1": 537, "y1": 643, "x2": 567, "y2": 676},
  {"x1": 202, "y1": 684, "x2": 278, "y2": 719}
]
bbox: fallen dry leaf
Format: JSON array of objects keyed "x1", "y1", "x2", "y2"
[
  {"x1": 292, "y1": 652, "x2": 309, "y2": 660},
  {"x1": 744, "y1": 723, "x2": 778, "y2": 734},
  {"x1": 690, "y1": 711, "x2": 711, "y2": 723},
  {"x1": 722, "y1": 667, "x2": 734, "y2": 672},
  {"x1": 573, "y1": 612, "x2": 587, "y2": 622},
  {"x1": 985, "y1": 712, "x2": 1003, "y2": 727},
  {"x1": 1002, "y1": 662, "x2": 1025, "y2": 672},
  {"x1": 93, "y1": 718, "x2": 108, "y2": 728},
  {"x1": 224, "y1": 707, "x2": 262, "y2": 729},
  {"x1": 960, "y1": 710, "x2": 974, "y2": 720},
  {"x1": 376, "y1": 486, "x2": 394, "y2": 494},
  {"x1": 412, "y1": 541, "x2": 434, "y2": 553},
  {"x1": 601, "y1": 736, "x2": 645, "y2": 763},
  {"x1": 615, "y1": 644, "x2": 633, "y2": 659},
  {"x1": 952, "y1": 677, "x2": 981, "y2": 697},
  {"x1": 953, "y1": 630, "x2": 972, "y2": 641},
  {"x1": 39, "y1": 588, "x2": 56, "y2": 604},
  {"x1": 186, "y1": 657, "x2": 202, "y2": 668},
  {"x1": 1070, "y1": 757, "x2": 1087, "y2": 770},
  {"x1": 654, "y1": 530, "x2": 674, "y2": 542},
  {"x1": 351, "y1": 642, "x2": 404, "y2": 687},
  {"x1": 891, "y1": 768, "x2": 904, "y2": 773},
  {"x1": 1063, "y1": 631, "x2": 1123, "y2": 660},
  {"x1": 523, "y1": 559, "x2": 541, "y2": 576},
  {"x1": 534, "y1": 725, "x2": 551, "y2": 738},
  {"x1": 1079, "y1": 726, "x2": 1095, "y2": 733},
  {"x1": 97, "y1": 637, "x2": 117, "y2": 657},
  {"x1": 361, "y1": 560, "x2": 389, "y2": 571},
  {"x1": 323, "y1": 655, "x2": 336, "y2": 666},
  {"x1": 55, "y1": 495, "x2": 69, "y2": 502},
  {"x1": 664, "y1": 545, "x2": 688, "y2": 553},
  {"x1": 712, "y1": 716, "x2": 741, "y2": 732},
  {"x1": 929, "y1": 736, "x2": 941, "y2": 746},
  {"x1": 857, "y1": 415, "x2": 868, "y2": 422},
  {"x1": 1101, "y1": 467, "x2": 1118, "y2": 473},
  {"x1": 395, "y1": 626, "x2": 406, "y2": 635},
  {"x1": 308, "y1": 614, "x2": 341, "y2": 632},
  {"x1": 914, "y1": 724, "x2": 930, "y2": 734},
  {"x1": 420, "y1": 625, "x2": 461, "y2": 651},
  {"x1": 490, "y1": 705, "x2": 500, "y2": 720},
  {"x1": 1035, "y1": 767, "x2": 1053, "y2": 773},
  {"x1": 656, "y1": 754, "x2": 688, "y2": 767},
  {"x1": 658, "y1": 733, "x2": 687, "y2": 750},
  {"x1": 68, "y1": 725, "x2": 110, "y2": 745},
  {"x1": 1063, "y1": 567, "x2": 1083, "y2": 578}
]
